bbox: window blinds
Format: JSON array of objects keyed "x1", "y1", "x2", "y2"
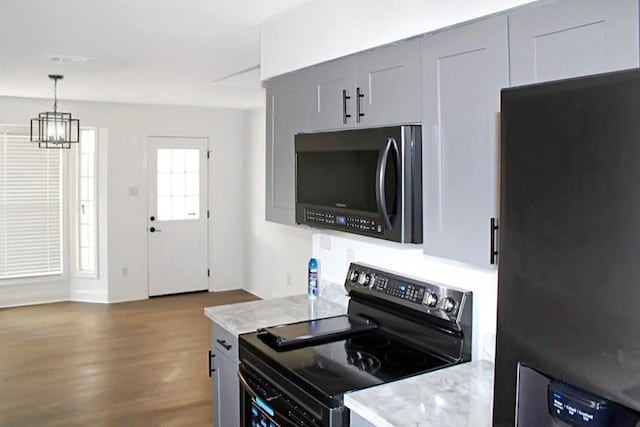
[{"x1": 0, "y1": 127, "x2": 63, "y2": 279}]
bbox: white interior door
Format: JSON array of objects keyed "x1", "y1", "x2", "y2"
[{"x1": 147, "y1": 137, "x2": 208, "y2": 296}]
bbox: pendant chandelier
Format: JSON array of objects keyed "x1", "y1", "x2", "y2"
[{"x1": 30, "y1": 74, "x2": 80, "y2": 149}]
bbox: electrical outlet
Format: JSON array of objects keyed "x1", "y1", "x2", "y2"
[
  {"x1": 320, "y1": 234, "x2": 332, "y2": 251},
  {"x1": 286, "y1": 273, "x2": 292, "y2": 287}
]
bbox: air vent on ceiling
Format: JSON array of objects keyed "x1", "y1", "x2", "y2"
[{"x1": 45, "y1": 53, "x2": 93, "y2": 66}]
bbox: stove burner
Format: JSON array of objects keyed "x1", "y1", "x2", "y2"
[
  {"x1": 347, "y1": 335, "x2": 391, "y2": 349},
  {"x1": 385, "y1": 350, "x2": 428, "y2": 366},
  {"x1": 346, "y1": 350, "x2": 381, "y2": 374}
]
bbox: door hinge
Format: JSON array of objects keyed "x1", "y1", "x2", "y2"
[
  {"x1": 207, "y1": 210, "x2": 210, "y2": 219},
  {"x1": 207, "y1": 269, "x2": 210, "y2": 277},
  {"x1": 207, "y1": 150, "x2": 211, "y2": 159},
  {"x1": 490, "y1": 217, "x2": 499, "y2": 265}
]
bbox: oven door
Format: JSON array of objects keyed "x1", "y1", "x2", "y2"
[{"x1": 238, "y1": 364, "x2": 322, "y2": 427}]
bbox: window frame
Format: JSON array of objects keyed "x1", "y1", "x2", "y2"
[{"x1": 72, "y1": 127, "x2": 99, "y2": 279}]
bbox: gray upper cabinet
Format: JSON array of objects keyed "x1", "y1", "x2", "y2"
[
  {"x1": 310, "y1": 56, "x2": 357, "y2": 130},
  {"x1": 309, "y1": 38, "x2": 421, "y2": 130},
  {"x1": 265, "y1": 71, "x2": 311, "y2": 225},
  {"x1": 509, "y1": 0, "x2": 639, "y2": 86},
  {"x1": 356, "y1": 38, "x2": 422, "y2": 126},
  {"x1": 421, "y1": 16, "x2": 509, "y2": 268}
]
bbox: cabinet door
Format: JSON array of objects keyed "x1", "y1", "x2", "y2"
[
  {"x1": 509, "y1": 0, "x2": 639, "y2": 86},
  {"x1": 265, "y1": 72, "x2": 311, "y2": 225},
  {"x1": 355, "y1": 38, "x2": 421, "y2": 126},
  {"x1": 218, "y1": 351, "x2": 239, "y2": 427},
  {"x1": 309, "y1": 56, "x2": 357, "y2": 130},
  {"x1": 422, "y1": 16, "x2": 509, "y2": 268},
  {"x1": 211, "y1": 351, "x2": 221, "y2": 427}
]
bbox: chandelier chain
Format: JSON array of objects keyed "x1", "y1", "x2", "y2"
[{"x1": 53, "y1": 78, "x2": 57, "y2": 113}]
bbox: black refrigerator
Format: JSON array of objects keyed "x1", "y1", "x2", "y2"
[{"x1": 494, "y1": 68, "x2": 640, "y2": 427}]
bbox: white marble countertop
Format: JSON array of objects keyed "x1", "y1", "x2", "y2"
[
  {"x1": 344, "y1": 360, "x2": 495, "y2": 427},
  {"x1": 204, "y1": 294, "x2": 348, "y2": 336}
]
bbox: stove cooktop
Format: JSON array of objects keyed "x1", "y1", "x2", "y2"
[
  {"x1": 240, "y1": 326, "x2": 451, "y2": 403},
  {"x1": 239, "y1": 263, "x2": 473, "y2": 426}
]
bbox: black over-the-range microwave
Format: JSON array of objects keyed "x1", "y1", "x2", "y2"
[{"x1": 294, "y1": 125, "x2": 422, "y2": 243}]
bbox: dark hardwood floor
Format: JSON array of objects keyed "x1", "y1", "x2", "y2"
[{"x1": 0, "y1": 290, "x2": 259, "y2": 427}]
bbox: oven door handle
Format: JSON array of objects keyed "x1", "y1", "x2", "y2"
[
  {"x1": 376, "y1": 137, "x2": 398, "y2": 231},
  {"x1": 238, "y1": 370, "x2": 281, "y2": 418},
  {"x1": 238, "y1": 370, "x2": 280, "y2": 401},
  {"x1": 238, "y1": 370, "x2": 258, "y2": 399}
]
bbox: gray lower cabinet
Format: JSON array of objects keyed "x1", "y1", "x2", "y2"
[
  {"x1": 421, "y1": 16, "x2": 509, "y2": 268},
  {"x1": 265, "y1": 71, "x2": 311, "y2": 225},
  {"x1": 309, "y1": 38, "x2": 421, "y2": 131},
  {"x1": 509, "y1": 0, "x2": 639, "y2": 86},
  {"x1": 210, "y1": 321, "x2": 239, "y2": 427}
]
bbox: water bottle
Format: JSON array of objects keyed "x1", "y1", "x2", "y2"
[{"x1": 308, "y1": 258, "x2": 319, "y2": 300}]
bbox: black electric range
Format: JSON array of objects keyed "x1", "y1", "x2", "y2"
[{"x1": 238, "y1": 263, "x2": 473, "y2": 427}]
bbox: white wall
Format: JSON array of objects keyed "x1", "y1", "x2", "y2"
[
  {"x1": 261, "y1": 0, "x2": 534, "y2": 79},
  {"x1": 0, "y1": 96, "x2": 247, "y2": 305},
  {"x1": 242, "y1": 107, "x2": 313, "y2": 299},
  {"x1": 312, "y1": 232, "x2": 498, "y2": 361}
]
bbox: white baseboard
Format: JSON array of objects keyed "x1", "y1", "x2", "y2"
[
  {"x1": 69, "y1": 289, "x2": 109, "y2": 304},
  {"x1": 0, "y1": 282, "x2": 69, "y2": 308}
]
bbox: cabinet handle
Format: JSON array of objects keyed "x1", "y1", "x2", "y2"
[
  {"x1": 342, "y1": 89, "x2": 351, "y2": 124},
  {"x1": 490, "y1": 217, "x2": 499, "y2": 265},
  {"x1": 356, "y1": 87, "x2": 365, "y2": 123},
  {"x1": 208, "y1": 350, "x2": 216, "y2": 377},
  {"x1": 216, "y1": 339, "x2": 232, "y2": 351}
]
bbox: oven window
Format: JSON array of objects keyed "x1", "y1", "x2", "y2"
[{"x1": 296, "y1": 150, "x2": 397, "y2": 214}]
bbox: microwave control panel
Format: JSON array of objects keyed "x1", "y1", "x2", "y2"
[{"x1": 304, "y1": 209, "x2": 383, "y2": 235}]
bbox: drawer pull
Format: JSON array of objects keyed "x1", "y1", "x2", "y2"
[{"x1": 216, "y1": 339, "x2": 232, "y2": 351}]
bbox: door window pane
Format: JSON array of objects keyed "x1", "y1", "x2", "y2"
[
  {"x1": 156, "y1": 148, "x2": 200, "y2": 220},
  {"x1": 157, "y1": 149, "x2": 172, "y2": 173},
  {"x1": 185, "y1": 173, "x2": 199, "y2": 196}
]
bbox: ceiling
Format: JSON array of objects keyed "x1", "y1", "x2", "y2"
[{"x1": 0, "y1": 0, "x2": 308, "y2": 108}]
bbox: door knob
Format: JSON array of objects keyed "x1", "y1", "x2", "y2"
[
  {"x1": 149, "y1": 226, "x2": 161, "y2": 233},
  {"x1": 150, "y1": 216, "x2": 155, "y2": 221}
]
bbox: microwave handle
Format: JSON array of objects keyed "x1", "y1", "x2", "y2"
[{"x1": 376, "y1": 138, "x2": 399, "y2": 231}]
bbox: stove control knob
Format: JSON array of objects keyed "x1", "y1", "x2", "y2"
[
  {"x1": 358, "y1": 273, "x2": 371, "y2": 287},
  {"x1": 441, "y1": 297, "x2": 456, "y2": 314},
  {"x1": 349, "y1": 270, "x2": 359, "y2": 283},
  {"x1": 423, "y1": 292, "x2": 438, "y2": 308}
]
